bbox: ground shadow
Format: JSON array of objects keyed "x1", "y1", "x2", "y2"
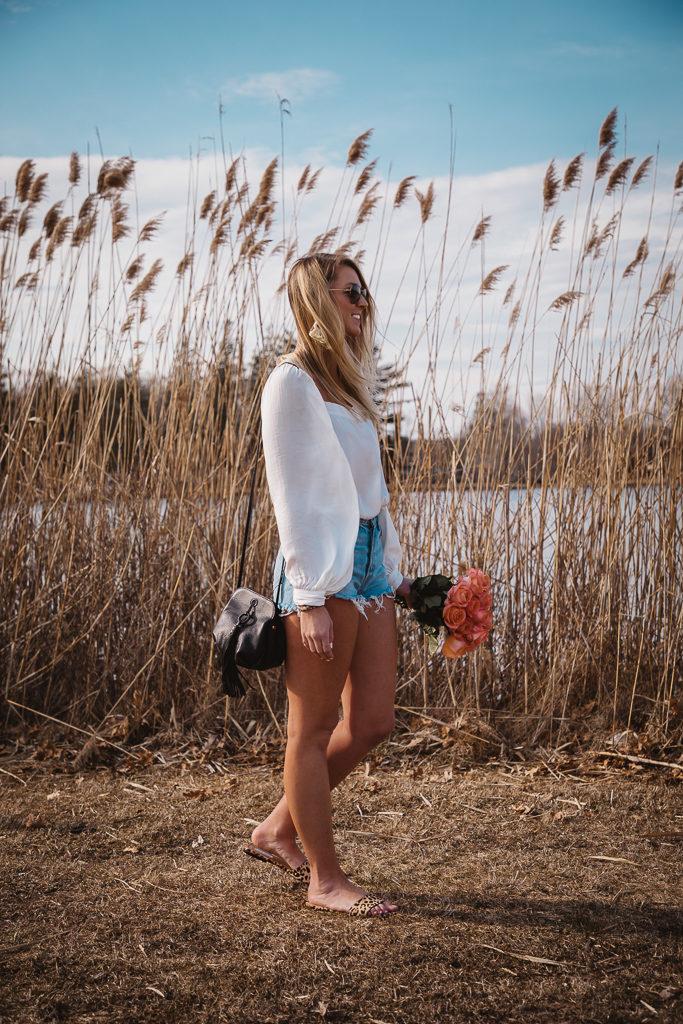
[{"x1": 399, "y1": 891, "x2": 683, "y2": 938}]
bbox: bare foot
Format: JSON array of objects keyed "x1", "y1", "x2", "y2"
[
  {"x1": 250, "y1": 823, "x2": 307, "y2": 872},
  {"x1": 307, "y1": 877, "x2": 398, "y2": 917}
]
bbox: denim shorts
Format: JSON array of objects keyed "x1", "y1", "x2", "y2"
[{"x1": 273, "y1": 515, "x2": 394, "y2": 617}]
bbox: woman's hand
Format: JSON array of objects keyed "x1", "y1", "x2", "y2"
[
  {"x1": 395, "y1": 576, "x2": 414, "y2": 610},
  {"x1": 299, "y1": 606, "x2": 335, "y2": 661}
]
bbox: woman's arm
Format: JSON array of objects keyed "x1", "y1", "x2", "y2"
[{"x1": 261, "y1": 363, "x2": 359, "y2": 605}]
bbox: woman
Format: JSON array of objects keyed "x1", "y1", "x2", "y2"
[{"x1": 246, "y1": 253, "x2": 412, "y2": 917}]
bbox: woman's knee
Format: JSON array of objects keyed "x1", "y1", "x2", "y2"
[
  {"x1": 350, "y1": 710, "x2": 395, "y2": 748},
  {"x1": 286, "y1": 713, "x2": 338, "y2": 753}
]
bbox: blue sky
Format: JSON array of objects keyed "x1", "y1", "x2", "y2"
[
  {"x1": 1, "y1": 0, "x2": 681, "y2": 422},
  {"x1": 1, "y1": 0, "x2": 682, "y2": 177}
]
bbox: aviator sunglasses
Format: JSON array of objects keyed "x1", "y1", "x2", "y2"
[{"x1": 328, "y1": 283, "x2": 368, "y2": 306}]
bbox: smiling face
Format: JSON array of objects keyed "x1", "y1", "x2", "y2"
[{"x1": 328, "y1": 263, "x2": 369, "y2": 338}]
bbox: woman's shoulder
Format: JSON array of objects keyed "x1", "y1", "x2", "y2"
[
  {"x1": 267, "y1": 359, "x2": 311, "y2": 384},
  {"x1": 263, "y1": 360, "x2": 324, "y2": 408}
]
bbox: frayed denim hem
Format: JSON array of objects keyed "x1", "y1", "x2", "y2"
[
  {"x1": 281, "y1": 593, "x2": 393, "y2": 620},
  {"x1": 337, "y1": 592, "x2": 392, "y2": 619}
]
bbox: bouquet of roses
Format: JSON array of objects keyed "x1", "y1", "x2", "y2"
[{"x1": 396, "y1": 569, "x2": 492, "y2": 658}]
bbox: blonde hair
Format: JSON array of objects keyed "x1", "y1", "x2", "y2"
[{"x1": 283, "y1": 252, "x2": 380, "y2": 426}]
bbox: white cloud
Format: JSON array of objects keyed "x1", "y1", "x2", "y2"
[{"x1": 222, "y1": 68, "x2": 339, "y2": 103}]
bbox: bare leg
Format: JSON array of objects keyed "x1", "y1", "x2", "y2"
[
  {"x1": 251, "y1": 599, "x2": 398, "y2": 913},
  {"x1": 251, "y1": 600, "x2": 397, "y2": 859}
]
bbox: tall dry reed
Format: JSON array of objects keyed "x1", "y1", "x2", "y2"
[{"x1": 1, "y1": 117, "x2": 681, "y2": 751}]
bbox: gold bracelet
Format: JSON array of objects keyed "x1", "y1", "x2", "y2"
[{"x1": 297, "y1": 604, "x2": 317, "y2": 613}]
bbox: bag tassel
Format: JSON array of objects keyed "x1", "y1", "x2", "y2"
[{"x1": 221, "y1": 600, "x2": 258, "y2": 698}]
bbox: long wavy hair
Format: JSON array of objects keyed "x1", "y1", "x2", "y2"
[{"x1": 284, "y1": 252, "x2": 380, "y2": 426}]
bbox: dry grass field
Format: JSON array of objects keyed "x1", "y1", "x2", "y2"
[
  {"x1": 2, "y1": 111, "x2": 682, "y2": 752},
  {"x1": 1, "y1": 742, "x2": 682, "y2": 1024},
  {"x1": 1, "y1": 112, "x2": 682, "y2": 1022}
]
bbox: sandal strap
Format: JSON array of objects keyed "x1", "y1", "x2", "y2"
[
  {"x1": 290, "y1": 861, "x2": 311, "y2": 883},
  {"x1": 307, "y1": 894, "x2": 392, "y2": 917},
  {"x1": 244, "y1": 844, "x2": 310, "y2": 884},
  {"x1": 349, "y1": 894, "x2": 386, "y2": 917}
]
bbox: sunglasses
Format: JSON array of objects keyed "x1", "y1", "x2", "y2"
[{"x1": 329, "y1": 284, "x2": 368, "y2": 306}]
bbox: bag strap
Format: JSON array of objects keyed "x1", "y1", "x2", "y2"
[
  {"x1": 236, "y1": 457, "x2": 258, "y2": 590},
  {"x1": 236, "y1": 444, "x2": 286, "y2": 603}
]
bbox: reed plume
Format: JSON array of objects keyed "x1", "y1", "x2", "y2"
[
  {"x1": 28, "y1": 173, "x2": 48, "y2": 205},
  {"x1": 78, "y1": 194, "x2": 95, "y2": 221},
  {"x1": 354, "y1": 183, "x2": 381, "y2": 226},
  {"x1": 111, "y1": 197, "x2": 129, "y2": 242},
  {"x1": 543, "y1": 159, "x2": 560, "y2": 213},
  {"x1": 306, "y1": 168, "x2": 322, "y2": 193},
  {"x1": 297, "y1": 164, "x2": 310, "y2": 193},
  {"x1": 675, "y1": 161, "x2": 683, "y2": 192},
  {"x1": 176, "y1": 252, "x2": 194, "y2": 276},
  {"x1": 72, "y1": 211, "x2": 97, "y2": 246},
  {"x1": 623, "y1": 237, "x2": 648, "y2": 278},
  {"x1": 130, "y1": 258, "x2": 163, "y2": 302},
  {"x1": 200, "y1": 191, "x2": 216, "y2": 220},
  {"x1": 415, "y1": 182, "x2": 435, "y2": 224},
  {"x1": 549, "y1": 217, "x2": 564, "y2": 250},
  {"x1": 472, "y1": 215, "x2": 491, "y2": 243},
  {"x1": 631, "y1": 157, "x2": 652, "y2": 189},
  {"x1": 393, "y1": 176, "x2": 416, "y2": 208},
  {"x1": 346, "y1": 130, "x2": 373, "y2": 166},
  {"x1": 46, "y1": 215, "x2": 72, "y2": 261},
  {"x1": 606, "y1": 158, "x2": 635, "y2": 196},
  {"x1": 256, "y1": 158, "x2": 278, "y2": 208},
  {"x1": 599, "y1": 107, "x2": 618, "y2": 150},
  {"x1": 549, "y1": 289, "x2": 583, "y2": 311},
  {"x1": 15, "y1": 159, "x2": 34, "y2": 203},
  {"x1": 18, "y1": 208, "x2": 32, "y2": 238},
  {"x1": 354, "y1": 160, "x2": 377, "y2": 194},
  {"x1": 69, "y1": 152, "x2": 81, "y2": 186},
  {"x1": 479, "y1": 265, "x2": 508, "y2": 294},
  {"x1": 645, "y1": 262, "x2": 676, "y2": 306},
  {"x1": 595, "y1": 146, "x2": 614, "y2": 181},
  {"x1": 310, "y1": 228, "x2": 340, "y2": 252},
  {"x1": 43, "y1": 201, "x2": 62, "y2": 237},
  {"x1": 126, "y1": 257, "x2": 143, "y2": 282},
  {"x1": 562, "y1": 153, "x2": 583, "y2": 191},
  {"x1": 0, "y1": 210, "x2": 17, "y2": 233},
  {"x1": 138, "y1": 215, "x2": 165, "y2": 243},
  {"x1": 225, "y1": 157, "x2": 240, "y2": 195}
]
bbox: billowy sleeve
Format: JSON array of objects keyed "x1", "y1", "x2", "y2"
[
  {"x1": 378, "y1": 474, "x2": 403, "y2": 591},
  {"x1": 261, "y1": 363, "x2": 359, "y2": 606}
]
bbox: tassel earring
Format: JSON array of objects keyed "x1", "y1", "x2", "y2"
[{"x1": 309, "y1": 322, "x2": 325, "y2": 342}]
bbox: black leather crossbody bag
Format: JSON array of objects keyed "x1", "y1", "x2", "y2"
[{"x1": 213, "y1": 461, "x2": 286, "y2": 698}]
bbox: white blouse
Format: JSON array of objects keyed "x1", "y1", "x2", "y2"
[{"x1": 261, "y1": 361, "x2": 403, "y2": 606}]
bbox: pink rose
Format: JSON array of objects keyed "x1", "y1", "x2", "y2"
[
  {"x1": 443, "y1": 604, "x2": 466, "y2": 631},
  {"x1": 467, "y1": 568, "x2": 490, "y2": 596},
  {"x1": 448, "y1": 581, "x2": 471, "y2": 608},
  {"x1": 467, "y1": 596, "x2": 481, "y2": 617},
  {"x1": 443, "y1": 633, "x2": 470, "y2": 659},
  {"x1": 471, "y1": 607, "x2": 493, "y2": 628}
]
